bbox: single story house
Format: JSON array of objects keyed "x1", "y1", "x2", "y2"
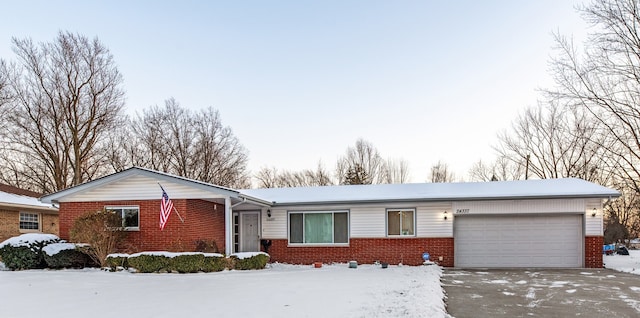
[
  {"x1": 0, "y1": 184, "x2": 59, "y2": 242},
  {"x1": 40, "y1": 167, "x2": 619, "y2": 268}
]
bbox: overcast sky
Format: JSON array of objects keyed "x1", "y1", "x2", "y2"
[{"x1": 0, "y1": 1, "x2": 589, "y2": 183}]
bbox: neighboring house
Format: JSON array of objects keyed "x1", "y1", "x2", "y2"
[
  {"x1": 629, "y1": 238, "x2": 640, "y2": 249},
  {"x1": 0, "y1": 184, "x2": 59, "y2": 242},
  {"x1": 40, "y1": 167, "x2": 619, "y2": 268}
]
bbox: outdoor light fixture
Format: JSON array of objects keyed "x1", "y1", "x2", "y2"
[
  {"x1": 443, "y1": 211, "x2": 448, "y2": 220},
  {"x1": 267, "y1": 209, "x2": 272, "y2": 218},
  {"x1": 591, "y1": 208, "x2": 597, "y2": 217}
]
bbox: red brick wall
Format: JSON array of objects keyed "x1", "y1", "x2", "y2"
[
  {"x1": 585, "y1": 236, "x2": 603, "y2": 268},
  {"x1": 59, "y1": 199, "x2": 225, "y2": 253},
  {"x1": 265, "y1": 237, "x2": 454, "y2": 266}
]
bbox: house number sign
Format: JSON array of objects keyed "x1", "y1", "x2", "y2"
[{"x1": 455, "y1": 208, "x2": 470, "y2": 214}]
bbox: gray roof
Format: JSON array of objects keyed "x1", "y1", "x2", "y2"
[
  {"x1": 241, "y1": 178, "x2": 620, "y2": 206},
  {"x1": 41, "y1": 167, "x2": 620, "y2": 207}
]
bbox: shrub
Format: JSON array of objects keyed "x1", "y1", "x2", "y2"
[
  {"x1": 127, "y1": 254, "x2": 171, "y2": 273},
  {"x1": 171, "y1": 254, "x2": 205, "y2": 273},
  {"x1": 0, "y1": 234, "x2": 60, "y2": 270},
  {"x1": 105, "y1": 254, "x2": 129, "y2": 270},
  {"x1": 117, "y1": 252, "x2": 227, "y2": 273},
  {"x1": 69, "y1": 209, "x2": 128, "y2": 267},
  {"x1": 201, "y1": 254, "x2": 227, "y2": 272},
  {"x1": 231, "y1": 253, "x2": 270, "y2": 270},
  {"x1": 0, "y1": 246, "x2": 40, "y2": 270},
  {"x1": 43, "y1": 245, "x2": 96, "y2": 269}
]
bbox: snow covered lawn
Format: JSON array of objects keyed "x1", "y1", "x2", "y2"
[
  {"x1": 0, "y1": 263, "x2": 448, "y2": 318},
  {"x1": 605, "y1": 249, "x2": 640, "y2": 275}
]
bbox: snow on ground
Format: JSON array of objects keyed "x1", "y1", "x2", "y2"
[
  {"x1": 605, "y1": 250, "x2": 640, "y2": 275},
  {"x1": 0, "y1": 263, "x2": 449, "y2": 318}
]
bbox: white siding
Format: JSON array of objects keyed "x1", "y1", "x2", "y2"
[
  {"x1": 261, "y1": 208, "x2": 288, "y2": 239},
  {"x1": 60, "y1": 175, "x2": 227, "y2": 202},
  {"x1": 452, "y1": 199, "x2": 586, "y2": 215},
  {"x1": 585, "y1": 198, "x2": 604, "y2": 236},
  {"x1": 416, "y1": 203, "x2": 453, "y2": 237},
  {"x1": 350, "y1": 206, "x2": 386, "y2": 238},
  {"x1": 260, "y1": 202, "x2": 453, "y2": 240}
]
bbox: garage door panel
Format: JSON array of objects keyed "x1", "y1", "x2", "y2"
[{"x1": 454, "y1": 214, "x2": 583, "y2": 268}]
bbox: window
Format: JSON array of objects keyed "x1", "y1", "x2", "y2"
[
  {"x1": 387, "y1": 209, "x2": 415, "y2": 236},
  {"x1": 289, "y1": 211, "x2": 348, "y2": 244},
  {"x1": 105, "y1": 206, "x2": 140, "y2": 230},
  {"x1": 19, "y1": 212, "x2": 40, "y2": 231}
]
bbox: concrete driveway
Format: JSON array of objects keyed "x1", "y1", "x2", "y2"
[{"x1": 442, "y1": 269, "x2": 640, "y2": 318}]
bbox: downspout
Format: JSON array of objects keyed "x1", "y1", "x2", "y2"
[{"x1": 225, "y1": 197, "x2": 247, "y2": 255}]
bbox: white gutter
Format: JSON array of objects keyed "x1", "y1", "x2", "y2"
[{"x1": 0, "y1": 202, "x2": 58, "y2": 213}]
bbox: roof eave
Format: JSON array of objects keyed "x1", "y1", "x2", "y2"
[
  {"x1": 0, "y1": 202, "x2": 58, "y2": 213},
  {"x1": 238, "y1": 194, "x2": 274, "y2": 207},
  {"x1": 270, "y1": 193, "x2": 622, "y2": 207}
]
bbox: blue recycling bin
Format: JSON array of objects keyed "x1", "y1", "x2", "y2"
[{"x1": 422, "y1": 252, "x2": 430, "y2": 262}]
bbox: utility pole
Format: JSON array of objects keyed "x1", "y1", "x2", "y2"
[{"x1": 525, "y1": 154, "x2": 530, "y2": 180}]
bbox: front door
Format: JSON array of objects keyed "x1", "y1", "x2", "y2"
[{"x1": 239, "y1": 212, "x2": 260, "y2": 252}]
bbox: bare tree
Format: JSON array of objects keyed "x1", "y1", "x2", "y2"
[
  {"x1": 336, "y1": 139, "x2": 386, "y2": 185},
  {"x1": 255, "y1": 162, "x2": 334, "y2": 188},
  {"x1": 604, "y1": 177, "x2": 640, "y2": 244},
  {"x1": 468, "y1": 157, "x2": 524, "y2": 182},
  {"x1": 546, "y1": 0, "x2": 640, "y2": 192},
  {"x1": 255, "y1": 167, "x2": 279, "y2": 188},
  {"x1": 495, "y1": 102, "x2": 611, "y2": 183},
  {"x1": 128, "y1": 99, "x2": 250, "y2": 188},
  {"x1": 383, "y1": 158, "x2": 410, "y2": 183},
  {"x1": 0, "y1": 60, "x2": 10, "y2": 112},
  {"x1": 428, "y1": 161, "x2": 455, "y2": 183},
  {"x1": 0, "y1": 31, "x2": 125, "y2": 193}
]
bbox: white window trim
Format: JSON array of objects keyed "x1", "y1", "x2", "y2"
[
  {"x1": 287, "y1": 210, "x2": 350, "y2": 246},
  {"x1": 386, "y1": 208, "x2": 416, "y2": 237},
  {"x1": 105, "y1": 206, "x2": 140, "y2": 231},
  {"x1": 19, "y1": 212, "x2": 41, "y2": 233}
]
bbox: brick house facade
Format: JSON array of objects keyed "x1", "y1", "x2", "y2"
[{"x1": 58, "y1": 199, "x2": 224, "y2": 253}]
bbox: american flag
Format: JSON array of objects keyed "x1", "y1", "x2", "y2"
[{"x1": 159, "y1": 186, "x2": 174, "y2": 230}]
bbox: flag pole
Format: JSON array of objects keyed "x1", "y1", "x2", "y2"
[
  {"x1": 173, "y1": 205, "x2": 184, "y2": 223},
  {"x1": 158, "y1": 182, "x2": 184, "y2": 224}
]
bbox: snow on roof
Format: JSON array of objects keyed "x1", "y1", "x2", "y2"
[
  {"x1": 241, "y1": 178, "x2": 620, "y2": 205},
  {"x1": 0, "y1": 190, "x2": 56, "y2": 211}
]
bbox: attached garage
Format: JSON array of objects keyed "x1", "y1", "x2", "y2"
[{"x1": 454, "y1": 214, "x2": 583, "y2": 268}]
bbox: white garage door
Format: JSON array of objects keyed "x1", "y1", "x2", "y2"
[{"x1": 454, "y1": 214, "x2": 583, "y2": 268}]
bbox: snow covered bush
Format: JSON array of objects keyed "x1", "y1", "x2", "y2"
[
  {"x1": 43, "y1": 243, "x2": 97, "y2": 269},
  {"x1": 201, "y1": 254, "x2": 227, "y2": 272},
  {"x1": 0, "y1": 233, "x2": 61, "y2": 270},
  {"x1": 127, "y1": 254, "x2": 172, "y2": 273},
  {"x1": 105, "y1": 254, "x2": 129, "y2": 270},
  {"x1": 171, "y1": 254, "x2": 206, "y2": 273},
  {"x1": 69, "y1": 209, "x2": 127, "y2": 267},
  {"x1": 230, "y1": 252, "x2": 270, "y2": 270},
  {"x1": 107, "y1": 252, "x2": 228, "y2": 273}
]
